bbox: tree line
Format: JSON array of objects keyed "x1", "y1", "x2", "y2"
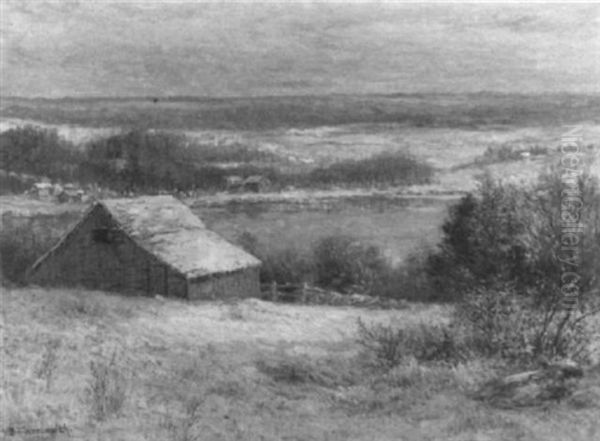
[{"x1": 0, "y1": 126, "x2": 434, "y2": 194}]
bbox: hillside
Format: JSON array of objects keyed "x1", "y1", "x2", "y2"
[{"x1": 2, "y1": 287, "x2": 599, "y2": 441}]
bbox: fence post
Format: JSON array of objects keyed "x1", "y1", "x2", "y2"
[{"x1": 271, "y1": 281, "x2": 278, "y2": 302}]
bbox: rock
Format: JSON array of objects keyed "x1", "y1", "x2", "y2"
[
  {"x1": 474, "y1": 360, "x2": 584, "y2": 409},
  {"x1": 567, "y1": 387, "x2": 600, "y2": 409}
]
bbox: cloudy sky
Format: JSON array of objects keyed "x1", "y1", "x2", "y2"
[{"x1": 1, "y1": 1, "x2": 598, "y2": 97}]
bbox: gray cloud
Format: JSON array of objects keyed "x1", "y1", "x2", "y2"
[{"x1": 1, "y1": 1, "x2": 598, "y2": 97}]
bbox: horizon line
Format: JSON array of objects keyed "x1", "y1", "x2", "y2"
[{"x1": 3, "y1": 90, "x2": 600, "y2": 101}]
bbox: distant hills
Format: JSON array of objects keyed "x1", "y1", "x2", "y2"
[{"x1": 1, "y1": 93, "x2": 599, "y2": 131}]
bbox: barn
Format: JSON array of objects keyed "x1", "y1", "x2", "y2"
[{"x1": 28, "y1": 195, "x2": 261, "y2": 299}]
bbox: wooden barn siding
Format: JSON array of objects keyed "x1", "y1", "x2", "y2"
[
  {"x1": 29, "y1": 205, "x2": 187, "y2": 297},
  {"x1": 188, "y1": 266, "x2": 260, "y2": 300}
]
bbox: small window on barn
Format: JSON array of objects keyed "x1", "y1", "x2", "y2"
[{"x1": 92, "y1": 228, "x2": 120, "y2": 244}]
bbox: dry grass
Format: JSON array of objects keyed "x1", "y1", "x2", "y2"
[{"x1": 2, "y1": 287, "x2": 600, "y2": 440}]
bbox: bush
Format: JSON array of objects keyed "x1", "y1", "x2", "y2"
[
  {"x1": 259, "y1": 248, "x2": 314, "y2": 285},
  {"x1": 237, "y1": 231, "x2": 434, "y2": 301},
  {"x1": 427, "y1": 170, "x2": 600, "y2": 301},
  {"x1": 424, "y1": 169, "x2": 600, "y2": 365},
  {"x1": 456, "y1": 287, "x2": 596, "y2": 365},
  {"x1": 84, "y1": 130, "x2": 199, "y2": 192},
  {"x1": 0, "y1": 126, "x2": 81, "y2": 182},
  {"x1": 314, "y1": 235, "x2": 388, "y2": 294},
  {"x1": 373, "y1": 245, "x2": 437, "y2": 301},
  {"x1": 235, "y1": 231, "x2": 314, "y2": 285},
  {"x1": 356, "y1": 318, "x2": 469, "y2": 369},
  {"x1": 309, "y1": 152, "x2": 434, "y2": 188}
]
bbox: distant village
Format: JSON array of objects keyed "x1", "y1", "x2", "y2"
[{"x1": 23, "y1": 173, "x2": 272, "y2": 204}]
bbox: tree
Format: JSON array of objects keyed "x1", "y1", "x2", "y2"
[
  {"x1": 429, "y1": 169, "x2": 600, "y2": 362},
  {"x1": 0, "y1": 126, "x2": 79, "y2": 183}
]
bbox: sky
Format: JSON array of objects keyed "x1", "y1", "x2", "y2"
[{"x1": 1, "y1": 1, "x2": 599, "y2": 97}]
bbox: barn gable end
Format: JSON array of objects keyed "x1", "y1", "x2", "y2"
[{"x1": 29, "y1": 203, "x2": 188, "y2": 297}]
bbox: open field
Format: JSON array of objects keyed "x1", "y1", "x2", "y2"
[
  {"x1": 194, "y1": 196, "x2": 453, "y2": 265},
  {"x1": 2, "y1": 287, "x2": 599, "y2": 441}
]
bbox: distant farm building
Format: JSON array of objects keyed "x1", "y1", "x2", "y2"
[
  {"x1": 29, "y1": 182, "x2": 55, "y2": 200},
  {"x1": 56, "y1": 184, "x2": 85, "y2": 203},
  {"x1": 242, "y1": 175, "x2": 271, "y2": 193},
  {"x1": 225, "y1": 175, "x2": 244, "y2": 192},
  {"x1": 29, "y1": 195, "x2": 261, "y2": 299}
]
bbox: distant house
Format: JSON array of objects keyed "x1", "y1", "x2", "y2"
[
  {"x1": 29, "y1": 182, "x2": 54, "y2": 200},
  {"x1": 243, "y1": 175, "x2": 271, "y2": 193},
  {"x1": 225, "y1": 175, "x2": 244, "y2": 193},
  {"x1": 29, "y1": 195, "x2": 261, "y2": 299},
  {"x1": 56, "y1": 184, "x2": 85, "y2": 204}
]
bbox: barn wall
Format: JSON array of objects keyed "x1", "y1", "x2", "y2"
[
  {"x1": 188, "y1": 266, "x2": 260, "y2": 300},
  {"x1": 29, "y1": 205, "x2": 187, "y2": 297}
]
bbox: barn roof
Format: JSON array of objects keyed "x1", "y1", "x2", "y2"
[
  {"x1": 99, "y1": 195, "x2": 261, "y2": 278},
  {"x1": 100, "y1": 195, "x2": 206, "y2": 238}
]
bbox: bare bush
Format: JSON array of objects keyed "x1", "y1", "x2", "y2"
[
  {"x1": 457, "y1": 287, "x2": 598, "y2": 365},
  {"x1": 356, "y1": 318, "x2": 469, "y2": 369}
]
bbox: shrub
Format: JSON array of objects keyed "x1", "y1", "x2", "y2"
[
  {"x1": 259, "y1": 248, "x2": 314, "y2": 285},
  {"x1": 87, "y1": 352, "x2": 128, "y2": 421},
  {"x1": 427, "y1": 169, "x2": 600, "y2": 302},
  {"x1": 0, "y1": 126, "x2": 81, "y2": 182},
  {"x1": 84, "y1": 129, "x2": 199, "y2": 192},
  {"x1": 236, "y1": 231, "x2": 314, "y2": 285},
  {"x1": 373, "y1": 245, "x2": 437, "y2": 301},
  {"x1": 425, "y1": 168, "x2": 600, "y2": 364},
  {"x1": 456, "y1": 287, "x2": 597, "y2": 365},
  {"x1": 309, "y1": 152, "x2": 434, "y2": 188},
  {"x1": 356, "y1": 318, "x2": 469, "y2": 369},
  {"x1": 314, "y1": 235, "x2": 388, "y2": 294}
]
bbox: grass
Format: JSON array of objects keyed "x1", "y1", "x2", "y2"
[{"x1": 2, "y1": 287, "x2": 600, "y2": 440}]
